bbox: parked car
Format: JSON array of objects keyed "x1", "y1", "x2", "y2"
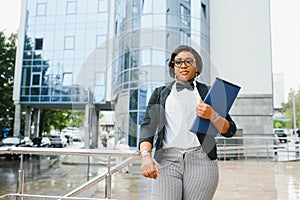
[
  {"x1": 49, "y1": 135, "x2": 67, "y2": 148},
  {"x1": 72, "y1": 134, "x2": 83, "y2": 142},
  {"x1": 273, "y1": 129, "x2": 288, "y2": 143},
  {"x1": 0, "y1": 137, "x2": 27, "y2": 159},
  {"x1": 61, "y1": 131, "x2": 73, "y2": 145},
  {"x1": 32, "y1": 137, "x2": 51, "y2": 147}
]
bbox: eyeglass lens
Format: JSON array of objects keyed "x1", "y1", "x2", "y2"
[{"x1": 174, "y1": 58, "x2": 195, "y2": 67}]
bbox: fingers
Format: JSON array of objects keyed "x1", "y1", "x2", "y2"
[
  {"x1": 142, "y1": 165, "x2": 159, "y2": 179},
  {"x1": 142, "y1": 169, "x2": 159, "y2": 179},
  {"x1": 197, "y1": 99, "x2": 213, "y2": 119},
  {"x1": 141, "y1": 158, "x2": 160, "y2": 179}
]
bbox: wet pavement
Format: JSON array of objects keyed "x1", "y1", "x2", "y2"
[
  {"x1": 1, "y1": 157, "x2": 300, "y2": 199},
  {"x1": 1, "y1": 140, "x2": 300, "y2": 199}
]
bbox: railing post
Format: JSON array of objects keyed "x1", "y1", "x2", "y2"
[
  {"x1": 266, "y1": 143, "x2": 269, "y2": 160},
  {"x1": 287, "y1": 140, "x2": 289, "y2": 161},
  {"x1": 224, "y1": 140, "x2": 226, "y2": 161},
  {"x1": 105, "y1": 156, "x2": 112, "y2": 199},
  {"x1": 17, "y1": 154, "x2": 24, "y2": 200}
]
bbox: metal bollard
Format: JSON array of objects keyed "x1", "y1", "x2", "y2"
[
  {"x1": 105, "y1": 173, "x2": 112, "y2": 199},
  {"x1": 17, "y1": 154, "x2": 24, "y2": 200},
  {"x1": 105, "y1": 156, "x2": 112, "y2": 199}
]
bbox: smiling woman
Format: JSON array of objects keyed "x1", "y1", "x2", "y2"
[{"x1": 138, "y1": 45, "x2": 237, "y2": 200}]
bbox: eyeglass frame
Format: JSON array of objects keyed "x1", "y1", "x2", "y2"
[{"x1": 172, "y1": 58, "x2": 196, "y2": 68}]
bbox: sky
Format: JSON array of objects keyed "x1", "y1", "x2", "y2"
[{"x1": 0, "y1": 0, "x2": 299, "y2": 102}]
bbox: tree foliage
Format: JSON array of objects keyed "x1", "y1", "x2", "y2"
[
  {"x1": 281, "y1": 90, "x2": 300, "y2": 129},
  {"x1": 0, "y1": 32, "x2": 17, "y2": 133},
  {"x1": 39, "y1": 109, "x2": 85, "y2": 134},
  {"x1": 0, "y1": 31, "x2": 87, "y2": 137}
]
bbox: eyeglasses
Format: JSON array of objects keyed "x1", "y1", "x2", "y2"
[{"x1": 172, "y1": 58, "x2": 196, "y2": 68}]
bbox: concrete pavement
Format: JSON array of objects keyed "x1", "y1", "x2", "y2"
[
  {"x1": 2, "y1": 140, "x2": 300, "y2": 200},
  {"x1": 60, "y1": 141, "x2": 300, "y2": 200}
]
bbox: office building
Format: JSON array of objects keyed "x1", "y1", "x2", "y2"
[{"x1": 13, "y1": 0, "x2": 273, "y2": 151}]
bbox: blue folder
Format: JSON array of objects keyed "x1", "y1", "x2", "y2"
[{"x1": 190, "y1": 77, "x2": 241, "y2": 136}]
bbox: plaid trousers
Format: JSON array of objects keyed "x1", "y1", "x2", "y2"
[{"x1": 151, "y1": 147, "x2": 219, "y2": 200}]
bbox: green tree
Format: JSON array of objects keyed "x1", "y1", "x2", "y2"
[
  {"x1": 67, "y1": 110, "x2": 85, "y2": 127},
  {"x1": 0, "y1": 31, "x2": 89, "y2": 137},
  {"x1": 40, "y1": 110, "x2": 73, "y2": 133},
  {"x1": 281, "y1": 90, "x2": 300, "y2": 129},
  {"x1": 0, "y1": 32, "x2": 17, "y2": 135}
]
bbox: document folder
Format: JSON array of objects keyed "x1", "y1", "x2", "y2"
[{"x1": 190, "y1": 77, "x2": 241, "y2": 136}]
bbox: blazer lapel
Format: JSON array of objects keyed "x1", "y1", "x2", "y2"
[{"x1": 196, "y1": 81, "x2": 209, "y2": 99}]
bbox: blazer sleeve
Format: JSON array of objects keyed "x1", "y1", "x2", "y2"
[
  {"x1": 223, "y1": 114, "x2": 237, "y2": 138},
  {"x1": 138, "y1": 87, "x2": 161, "y2": 149}
]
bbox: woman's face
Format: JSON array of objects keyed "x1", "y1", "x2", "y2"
[{"x1": 174, "y1": 51, "x2": 197, "y2": 82}]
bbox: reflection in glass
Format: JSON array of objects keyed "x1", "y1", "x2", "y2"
[{"x1": 20, "y1": 0, "x2": 110, "y2": 104}]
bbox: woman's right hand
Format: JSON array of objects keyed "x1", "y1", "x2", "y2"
[{"x1": 141, "y1": 155, "x2": 160, "y2": 179}]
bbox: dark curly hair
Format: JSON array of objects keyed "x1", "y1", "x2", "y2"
[{"x1": 168, "y1": 45, "x2": 203, "y2": 78}]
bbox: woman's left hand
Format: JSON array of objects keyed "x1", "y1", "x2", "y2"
[{"x1": 196, "y1": 99, "x2": 215, "y2": 120}]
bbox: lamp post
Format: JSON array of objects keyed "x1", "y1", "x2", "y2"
[{"x1": 291, "y1": 90, "x2": 297, "y2": 135}]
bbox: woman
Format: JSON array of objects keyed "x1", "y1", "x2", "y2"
[{"x1": 139, "y1": 45, "x2": 237, "y2": 200}]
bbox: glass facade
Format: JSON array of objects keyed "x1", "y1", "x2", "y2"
[
  {"x1": 112, "y1": 0, "x2": 210, "y2": 147},
  {"x1": 19, "y1": 0, "x2": 110, "y2": 105},
  {"x1": 16, "y1": 0, "x2": 209, "y2": 148}
]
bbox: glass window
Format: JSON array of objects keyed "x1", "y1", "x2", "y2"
[
  {"x1": 166, "y1": 33, "x2": 170, "y2": 49},
  {"x1": 35, "y1": 38, "x2": 43, "y2": 50},
  {"x1": 128, "y1": 111, "x2": 137, "y2": 147},
  {"x1": 138, "y1": 111, "x2": 145, "y2": 125},
  {"x1": 62, "y1": 72, "x2": 73, "y2": 86},
  {"x1": 96, "y1": 35, "x2": 107, "y2": 48},
  {"x1": 141, "y1": 49, "x2": 151, "y2": 65},
  {"x1": 142, "y1": 0, "x2": 152, "y2": 13},
  {"x1": 94, "y1": 85, "x2": 106, "y2": 103},
  {"x1": 129, "y1": 89, "x2": 138, "y2": 110},
  {"x1": 22, "y1": 68, "x2": 31, "y2": 86},
  {"x1": 180, "y1": 29, "x2": 190, "y2": 45},
  {"x1": 31, "y1": 73, "x2": 41, "y2": 86},
  {"x1": 130, "y1": 68, "x2": 139, "y2": 81},
  {"x1": 139, "y1": 88, "x2": 147, "y2": 110},
  {"x1": 152, "y1": 49, "x2": 165, "y2": 65},
  {"x1": 36, "y1": 3, "x2": 47, "y2": 16},
  {"x1": 98, "y1": 0, "x2": 108, "y2": 12},
  {"x1": 64, "y1": 36, "x2": 75, "y2": 50},
  {"x1": 180, "y1": 4, "x2": 190, "y2": 26},
  {"x1": 201, "y1": 3, "x2": 207, "y2": 19},
  {"x1": 141, "y1": 15, "x2": 152, "y2": 28},
  {"x1": 66, "y1": 1, "x2": 77, "y2": 15}
]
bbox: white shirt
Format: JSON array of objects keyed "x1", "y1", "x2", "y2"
[{"x1": 163, "y1": 81, "x2": 201, "y2": 149}]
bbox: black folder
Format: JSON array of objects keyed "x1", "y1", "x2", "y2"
[{"x1": 190, "y1": 77, "x2": 241, "y2": 136}]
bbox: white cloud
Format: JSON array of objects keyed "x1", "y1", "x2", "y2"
[
  {"x1": 0, "y1": 0, "x2": 22, "y2": 35},
  {"x1": 1, "y1": 0, "x2": 300, "y2": 98}
]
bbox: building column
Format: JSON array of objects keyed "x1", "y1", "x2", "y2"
[
  {"x1": 24, "y1": 106, "x2": 32, "y2": 138},
  {"x1": 33, "y1": 108, "x2": 40, "y2": 138},
  {"x1": 85, "y1": 90, "x2": 93, "y2": 148},
  {"x1": 13, "y1": 103, "x2": 21, "y2": 137},
  {"x1": 91, "y1": 110, "x2": 99, "y2": 149}
]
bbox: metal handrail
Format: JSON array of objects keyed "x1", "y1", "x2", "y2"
[
  {"x1": 62, "y1": 156, "x2": 139, "y2": 198},
  {"x1": 216, "y1": 135, "x2": 300, "y2": 161},
  {"x1": 0, "y1": 147, "x2": 140, "y2": 200},
  {"x1": 1, "y1": 136, "x2": 299, "y2": 199},
  {"x1": 0, "y1": 146, "x2": 139, "y2": 157},
  {"x1": 0, "y1": 193, "x2": 116, "y2": 200}
]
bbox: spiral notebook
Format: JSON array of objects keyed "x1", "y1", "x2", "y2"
[{"x1": 190, "y1": 77, "x2": 241, "y2": 136}]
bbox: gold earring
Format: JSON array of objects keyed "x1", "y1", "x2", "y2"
[{"x1": 194, "y1": 72, "x2": 199, "y2": 81}]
